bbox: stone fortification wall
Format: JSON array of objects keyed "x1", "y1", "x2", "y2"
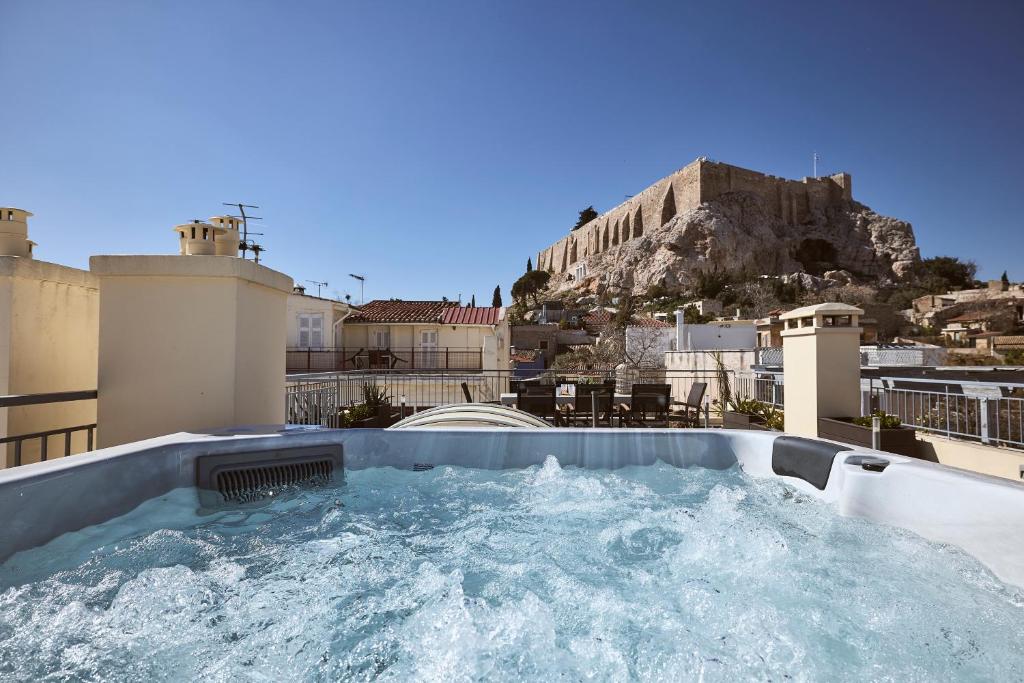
[{"x1": 536, "y1": 159, "x2": 854, "y2": 276}]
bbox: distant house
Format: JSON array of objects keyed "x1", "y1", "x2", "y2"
[
  {"x1": 940, "y1": 303, "x2": 1022, "y2": 344},
  {"x1": 287, "y1": 286, "x2": 355, "y2": 350},
  {"x1": 341, "y1": 300, "x2": 509, "y2": 371}
]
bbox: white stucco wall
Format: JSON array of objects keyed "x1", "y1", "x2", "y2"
[{"x1": 676, "y1": 321, "x2": 756, "y2": 351}]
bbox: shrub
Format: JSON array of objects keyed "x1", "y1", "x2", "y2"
[{"x1": 852, "y1": 410, "x2": 903, "y2": 429}]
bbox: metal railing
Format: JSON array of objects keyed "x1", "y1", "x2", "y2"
[
  {"x1": 868, "y1": 382, "x2": 1024, "y2": 451},
  {"x1": 0, "y1": 390, "x2": 98, "y2": 467},
  {"x1": 733, "y1": 374, "x2": 784, "y2": 407},
  {"x1": 286, "y1": 347, "x2": 483, "y2": 373},
  {"x1": 286, "y1": 368, "x2": 747, "y2": 428}
]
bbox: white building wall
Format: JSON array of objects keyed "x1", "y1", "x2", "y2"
[{"x1": 676, "y1": 321, "x2": 756, "y2": 351}]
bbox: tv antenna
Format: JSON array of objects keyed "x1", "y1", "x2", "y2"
[
  {"x1": 222, "y1": 202, "x2": 265, "y2": 262},
  {"x1": 348, "y1": 273, "x2": 366, "y2": 304},
  {"x1": 306, "y1": 279, "x2": 328, "y2": 297}
]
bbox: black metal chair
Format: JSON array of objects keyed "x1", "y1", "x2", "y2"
[
  {"x1": 618, "y1": 384, "x2": 671, "y2": 427},
  {"x1": 669, "y1": 382, "x2": 707, "y2": 427},
  {"x1": 516, "y1": 385, "x2": 563, "y2": 426},
  {"x1": 461, "y1": 381, "x2": 500, "y2": 405},
  {"x1": 568, "y1": 383, "x2": 615, "y2": 427}
]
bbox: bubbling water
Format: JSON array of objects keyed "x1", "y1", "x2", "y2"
[{"x1": 1, "y1": 456, "x2": 1022, "y2": 681}]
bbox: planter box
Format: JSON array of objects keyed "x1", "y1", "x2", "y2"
[
  {"x1": 722, "y1": 411, "x2": 770, "y2": 431},
  {"x1": 350, "y1": 405, "x2": 402, "y2": 429},
  {"x1": 817, "y1": 417, "x2": 918, "y2": 457}
]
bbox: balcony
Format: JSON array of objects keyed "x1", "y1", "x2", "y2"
[{"x1": 286, "y1": 347, "x2": 483, "y2": 373}]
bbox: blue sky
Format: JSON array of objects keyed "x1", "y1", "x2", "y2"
[{"x1": 1, "y1": 0, "x2": 1021, "y2": 303}]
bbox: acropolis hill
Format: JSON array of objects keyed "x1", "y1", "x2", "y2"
[{"x1": 536, "y1": 158, "x2": 920, "y2": 296}]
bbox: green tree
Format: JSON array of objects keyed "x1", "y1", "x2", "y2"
[
  {"x1": 492, "y1": 285, "x2": 502, "y2": 307},
  {"x1": 913, "y1": 256, "x2": 977, "y2": 292},
  {"x1": 572, "y1": 205, "x2": 599, "y2": 230},
  {"x1": 470, "y1": 294, "x2": 476, "y2": 307},
  {"x1": 1002, "y1": 270, "x2": 1011, "y2": 288},
  {"x1": 526, "y1": 257, "x2": 533, "y2": 272},
  {"x1": 611, "y1": 294, "x2": 635, "y2": 331},
  {"x1": 682, "y1": 304, "x2": 714, "y2": 324},
  {"x1": 511, "y1": 270, "x2": 550, "y2": 305},
  {"x1": 692, "y1": 269, "x2": 729, "y2": 299}
]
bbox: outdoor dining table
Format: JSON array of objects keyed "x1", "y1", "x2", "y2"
[{"x1": 499, "y1": 392, "x2": 633, "y2": 407}]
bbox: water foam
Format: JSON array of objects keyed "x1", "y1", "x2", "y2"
[{"x1": 2, "y1": 458, "x2": 1022, "y2": 681}]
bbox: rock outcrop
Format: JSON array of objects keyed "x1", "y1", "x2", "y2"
[{"x1": 551, "y1": 191, "x2": 919, "y2": 296}]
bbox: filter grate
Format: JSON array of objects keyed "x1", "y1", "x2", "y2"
[{"x1": 196, "y1": 445, "x2": 343, "y2": 504}]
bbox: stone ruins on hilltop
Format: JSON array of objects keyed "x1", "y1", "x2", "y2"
[{"x1": 534, "y1": 158, "x2": 920, "y2": 296}]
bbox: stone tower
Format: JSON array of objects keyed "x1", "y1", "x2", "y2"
[{"x1": 0, "y1": 207, "x2": 36, "y2": 258}]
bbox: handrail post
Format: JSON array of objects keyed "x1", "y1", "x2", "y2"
[
  {"x1": 980, "y1": 398, "x2": 990, "y2": 444},
  {"x1": 944, "y1": 386, "x2": 950, "y2": 439},
  {"x1": 592, "y1": 390, "x2": 598, "y2": 428}
]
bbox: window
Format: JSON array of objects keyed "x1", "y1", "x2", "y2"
[
  {"x1": 202, "y1": 227, "x2": 208, "y2": 240},
  {"x1": 370, "y1": 327, "x2": 390, "y2": 349},
  {"x1": 575, "y1": 263, "x2": 588, "y2": 281},
  {"x1": 298, "y1": 314, "x2": 324, "y2": 348},
  {"x1": 191, "y1": 227, "x2": 196, "y2": 239}
]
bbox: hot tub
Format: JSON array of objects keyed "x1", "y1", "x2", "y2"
[{"x1": 1, "y1": 428, "x2": 1022, "y2": 680}]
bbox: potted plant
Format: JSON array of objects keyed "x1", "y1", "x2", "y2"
[
  {"x1": 720, "y1": 397, "x2": 769, "y2": 430},
  {"x1": 718, "y1": 397, "x2": 784, "y2": 431},
  {"x1": 817, "y1": 411, "x2": 918, "y2": 456},
  {"x1": 343, "y1": 383, "x2": 400, "y2": 428}
]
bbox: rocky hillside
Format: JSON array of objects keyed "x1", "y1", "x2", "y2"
[{"x1": 550, "y1": 191, "x2": 919, "y2": 296}]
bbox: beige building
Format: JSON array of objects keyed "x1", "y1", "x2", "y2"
[
  {"x1": 340, "y1": 300, "x2": 509, "y2": 371},
  {"x1": 92, "y1": 254, "x2": 291, "y2": 448},
  {"x1": 285, "y1": 287, "x2": 356, "y2": 373},
  {"x1": 0, "y1": 208, "x2": 99, "y2": 466}
]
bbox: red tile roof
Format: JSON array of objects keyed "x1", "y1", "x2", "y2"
[
  {"x1": 346, "y1": 301, "x2": 504, "y2": 325},
  {"x1": 346, "y1": 300, "x2": 447, "y2": 323},
  {"x1": 441, "y1": 306, "x2": 503, "y2": 326}
]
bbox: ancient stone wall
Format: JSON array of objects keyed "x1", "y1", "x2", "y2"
[{"x1": 536, "y1": 159, "x2": 855, "y2": 275}]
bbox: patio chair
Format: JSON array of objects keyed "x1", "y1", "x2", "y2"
[
  {"x1": 368, "y1": 349, "x2": 391, "y2": 369},
  {"x1": 618, "y1": 384, "x2": 671, "y2": 427},
  {"x1": 668, "y1": 382, "x2": 707, "y2": 427},
  {"x1": 515, "y1": 385, "x2": 564, "y2": 426},
  {"x1": 566, "y1": 383, "x2": 615, "y2": 427},
  {"x1": 461, "y1": 382, "x2": 501, "y2": 405}
]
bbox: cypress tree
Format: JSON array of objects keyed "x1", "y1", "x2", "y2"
[{"x1": 492, "y1": 285, "x2": 502, "y2": 307}]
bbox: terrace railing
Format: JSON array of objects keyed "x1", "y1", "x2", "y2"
[
  {"x1": 286, "y1": 347, "x2": 483, "y2": 373},
  {"x1": 286, "y1": 368, "x2": 747, "y2": 428},
  {"x1": 867, "y1": 378, "x2": 1024, "y2": 451},
  {"x1": 0, "y1": 390, "x2": 98, "y2": 467}
]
